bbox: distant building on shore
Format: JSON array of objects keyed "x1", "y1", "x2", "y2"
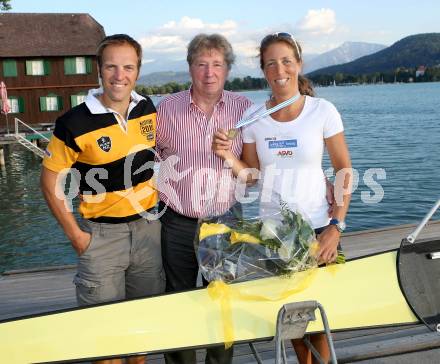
[
  {"x1": 0, "y1": 13, "x2": 105, "y2": 127},
  {"x1": 416, "y1": 65, "x2": 426, "y2": 77}
]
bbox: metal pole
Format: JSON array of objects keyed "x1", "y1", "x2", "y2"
[
  {"x1": 5, "y1": 113, "x2": 10, "y2": 135},
  {"x1": 406, "y1": 199, "x2": 440, "y2": 243},
  {"x1": 248, "y1": 343, "x2": 264, "y2": 364},
  {"x1": 15, "y1": 117, "x2": 50, "y2": 142},
  {"x1": 317, "y1": 303, "x2": 338, "y2": 364},
  {"x1": 0, "y1": 147, "x2": 5, "y2": 166}
]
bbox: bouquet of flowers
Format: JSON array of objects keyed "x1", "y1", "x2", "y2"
[{"x1": 195, "y1": 202, "x2": 322, "y2": 284}]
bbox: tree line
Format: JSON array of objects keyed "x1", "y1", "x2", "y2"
[
  {"x1": 136, "y1": 82, "x2": 191, "y2": 96},
  {"x1": 135, "y1": 67, "x2": 440, "y2": 96},
  {"x1": 136, "y1": 76, "x2": 268, "y2": 95},
  {"x1": 309, "y1": 66, "x2": 440, "y2": 86}
]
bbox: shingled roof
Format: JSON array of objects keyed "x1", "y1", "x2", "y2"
[{"x1": 0, "y1": 13, "x2": 105, "y2": 57}]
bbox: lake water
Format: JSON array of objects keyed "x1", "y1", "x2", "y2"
[{"x1": 0, "y1": 82, "x2": 439, "y2": 272}]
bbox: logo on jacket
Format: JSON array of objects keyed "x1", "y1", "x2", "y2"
[
  {"x1": 97, "y1": 136, "x2": 112, "y2": 152},
  {"x1": 140, "y1": 119, "x2": 154, "y2": 141}
]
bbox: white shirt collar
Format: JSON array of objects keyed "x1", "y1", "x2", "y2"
[{"x1": 84, "y1": 87, "x2": 146, "y2": 115}]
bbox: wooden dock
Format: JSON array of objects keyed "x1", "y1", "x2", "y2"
[{"x1": 1, "y1": 221, "x2": 440, "y2": 363}]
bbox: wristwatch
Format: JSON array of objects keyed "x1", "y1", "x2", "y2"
[{"x1": 329, "y1": 218, "x2": 346, "y2": 233}]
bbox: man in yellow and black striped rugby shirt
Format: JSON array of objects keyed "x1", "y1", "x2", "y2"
[{"x1": 41, "y1": 34, "x2": 164, "y2": 364}]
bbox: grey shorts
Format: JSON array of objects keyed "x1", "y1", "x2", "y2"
[{"x1": 74, "y1": 217, "x2": 166, "y2": 306}]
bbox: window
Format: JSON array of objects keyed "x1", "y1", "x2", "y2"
[
  {"x1": 3, "y1": 96, "x2": 24, "y2": 113},
  {"x1": 26, "y1": 60, "x2": 50, "y2": 76},
  {"x1": 46, "y1": 96, "x2": 58, "y2": 111},
  {"x1": 3, "y1": 60, "x2": 17, "y2": 77},
  {"x1": 76, "y1": 57, "x2": 86, "y2": 74},
  {"x1": 64, "y1": 57, "x2": 92, "y2": 75},
  {"x1": 40, "y1": 94, "x2": 63, "y2": 112},
  {"x1": 70, "y1": 93, "x2": 87, "y2": 107}
]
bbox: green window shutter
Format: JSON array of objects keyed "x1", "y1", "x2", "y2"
[
  {"x1": 64, "y1": 58, "x2": 76, "y2": 75},
  {"x1": 43, "y1": 60, "x2": 51, "y2": 75},
  {"x1": 86, "y1": 57, "x2": 92, "y2": 74},
  {"x1": 25, "y1": 60, "x2": 33, "y2": 75},
  {"x1": 57, "y1": 96, "x2": 64, "y2": 111},
  {"x1": 39, "y1": 97, "x2": 47, "y2": 112},
  {"x1": 3, "y1": 60, "x2": 17, "y2": 77},
  {"x1": 18, "y1": 97, "x2": 25, "y2": 113}
]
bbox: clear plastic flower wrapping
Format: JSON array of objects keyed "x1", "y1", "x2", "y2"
[{"x1": 195, "y1": 200, "x2": 319, "y2": 283}]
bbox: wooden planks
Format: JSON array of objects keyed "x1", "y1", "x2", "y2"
[
  {"x1": 0, "y1": 267, "x2": 77, "y2": 320},
  {"x1": 341, "y1": 220, "x2": 440, "y2": 258}
]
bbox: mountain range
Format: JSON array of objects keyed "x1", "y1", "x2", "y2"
[
  {"x1": 137, "y1": 67, "x2": 253, "y2": 86},
  {"x1": 302, "y1": 42, "x2": 387, "y2": 73},
  {"x1": 308, "y1": 33, "x2": 440, "y2": 76},
  {"x1": 138, "y1": 41, "x2": 387, "y2": 85},
  {"x1": 137, "y1": 33, "x2": 440, "y2": 86},
  {"x1": 138, "y1": 71, "x2": 191, "y2": 86}
]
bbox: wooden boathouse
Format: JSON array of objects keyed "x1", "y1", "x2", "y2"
[{"x1": 0, "y1": 13, "x2": 105, "y2": 128}]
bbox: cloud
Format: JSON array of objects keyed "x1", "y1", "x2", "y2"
[
  {"x1": 161, "y1": 16, "x2": 237, "y2": 34},
  {"x1": 139, "y1": 35, "x2": 186, "y2": 55},
  {"x1": 142, "y1": 59, "x2": 155, "y2": 64},
  {"x1": 234, "y1": 40, "x2": 259, "y2": 58},
  {"x1": 291, "y1": 9, "x2": 353, "y2": 54},
  {"x1": 162, "y1": 17, "x2": 205, "y2": 30},
  {"x1": 138, "y1": 16, "x2": 256, "y2": 73},
  {"x1": 296, "y1": 8, "x2": 337, "y2": 35},
  {"x1": 136, "y1": 11, "x2": 355, "y2": 75},
  {"x1": 138, "y1": 16, "x2": 243, "y2": 70}
]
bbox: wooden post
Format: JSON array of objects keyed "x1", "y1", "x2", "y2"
[{"x1": 0, "y1": 147, "x2": 5, "y2": 166}]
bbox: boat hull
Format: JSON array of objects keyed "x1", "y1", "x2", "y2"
[{"x1": 0, "y1": 251, "x2": 418, "y2": 363}]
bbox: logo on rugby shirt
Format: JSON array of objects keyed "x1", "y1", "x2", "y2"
[
  {"x1": 97, "y1": 136, "x2": 112, "y2": 152},
  {"x1": 140, "y1": 119, "x2": 154, "y2": 141}
]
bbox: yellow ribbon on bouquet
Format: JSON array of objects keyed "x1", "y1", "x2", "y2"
[
  {"x1": 202, "y1": 223, "x2": 343, "y2": 348},
  {"x1": 207, "y1": 267, "x2": 319, "y2": 349}
]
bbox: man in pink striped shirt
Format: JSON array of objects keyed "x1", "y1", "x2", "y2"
[{"x1": 156, "y1": 33, "x2": 252, "y2": 364}]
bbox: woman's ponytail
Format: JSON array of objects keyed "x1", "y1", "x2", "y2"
[{"x1": 298, "y1": 75, "x2": 315, "y2": 96}]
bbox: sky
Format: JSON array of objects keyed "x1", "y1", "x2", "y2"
[{"x1": 9, "y1": 0, "x2": 440, "y2": 75}]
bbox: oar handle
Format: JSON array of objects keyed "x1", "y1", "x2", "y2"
[{"x1": 406, "y1": 198, "x2": 440, "y2": 243}]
